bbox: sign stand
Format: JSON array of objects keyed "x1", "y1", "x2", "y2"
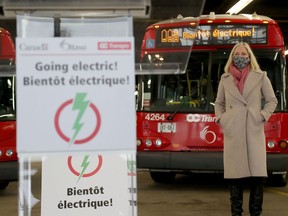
[{"x1": 16, "y1": 15, "x2": 136, "y2": 216}]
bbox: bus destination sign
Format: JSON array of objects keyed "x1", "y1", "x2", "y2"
[{"x1": 155, "y1": 24, "x2": 267, "y2": 48}]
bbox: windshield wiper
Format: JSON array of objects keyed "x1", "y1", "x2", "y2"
[{"x1": 166, "y1": 86, "x2": 198, "y2": 120}]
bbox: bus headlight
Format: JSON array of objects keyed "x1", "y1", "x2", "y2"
[
  {"x1": 136, "y1": 139, "x2": 142, "y2": 147},
  {"x1": 145, "y1": 139, "x2": 152, "y2": 147},
  {"x1": 0, "y1": 150, "x2": 2, "y2": 157},
  {"x1": 278, "y1": 140, "x2": 288, "y2": 149},
  {"x1": 267, "y1": 140, "x2": 275, "y2": 149},
  {"x1": 6, "y1": 149, "x2": 13, "y2": 157},
  {"x1": 155, "y1": 139, "x2": 162, "y2": 147}
]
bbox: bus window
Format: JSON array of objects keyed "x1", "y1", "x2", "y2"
[{"x1": 138, "y1": 52, "x2": 228, "y2": 112}]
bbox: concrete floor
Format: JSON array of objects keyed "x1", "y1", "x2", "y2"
[
  {"x1": 137, "y1": 171, "x2": 288, "y2": 216},
  {"x1": 0, "y1": 170, "x2": 288, "y2": 216}
]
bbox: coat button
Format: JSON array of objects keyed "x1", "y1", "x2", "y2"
[
  {"x1": 244, "y1": 104, "x2": 247, "y2": 107},
  {"x1": 230, "y1": 105, "x2": 232, "y2": 109}
]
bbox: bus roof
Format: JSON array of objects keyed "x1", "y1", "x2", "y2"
[
  {"x1": 200, "y1": 12, "x2": 274, "y2": 22},
  {"x1": 141, "y1": 12, "x2": 283, "y2": 55},
  {"x1": 150, "y1": 12, "x2": 277, "y2": 27}
]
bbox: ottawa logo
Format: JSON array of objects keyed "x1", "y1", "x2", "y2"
[
  {"x1": 54, "y1": 93, "x2": 101, "y2": 144},
  {"x1": 200, "y1": 126, "x2": 216, "y2": 144}
]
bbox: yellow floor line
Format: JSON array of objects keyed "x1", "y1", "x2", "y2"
[{"x1": 265, "y1": 188, "x2": 288, "y2": 197}]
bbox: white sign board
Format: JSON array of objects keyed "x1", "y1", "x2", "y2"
[
  {"x1": 16, "y1": 37, "x2": 135, "y2": 153},
  {"x1": 41, "y1": 153, "x2": 137, "y2": 216}
]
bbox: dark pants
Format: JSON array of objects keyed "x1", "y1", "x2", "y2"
[{"x1": 229, "y1": 177, "x2": 264, "y2": 216}]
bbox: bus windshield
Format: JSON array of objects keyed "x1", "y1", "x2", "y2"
[
  {"x1": 0, "y1": 59, "x2": 16, "y2": 121},
  {"x1": 0, "y1": 76, "x2": 15, "y2": 121},
  {"x1": 136, "y1": 49, "x2": 283, "y2": 113}
]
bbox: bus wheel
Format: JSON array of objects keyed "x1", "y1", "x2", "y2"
[
  {"x1": 150, "y1": 171, "x2": 176, "y2": 183},
  {"x1": 0, "y1": 181, "x2": 9, "y2": 190},
  {"x1": 267, "y1": 173, "x2": 288, "y2": 187}
]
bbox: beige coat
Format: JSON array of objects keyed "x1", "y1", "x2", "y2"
[{"x1": 215, "y1": 69, "x2": 277, "y2": 179}]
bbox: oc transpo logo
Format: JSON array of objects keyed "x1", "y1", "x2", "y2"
[
  {"x1": 54, "y1": 93, "x2": 101, "y2": 144},
  {"x1": 68, "y1": 155, "x2": 103, "y2": 182},
  {"x1": 186, "y1": 114, "x2": 201, "y2": 122}
]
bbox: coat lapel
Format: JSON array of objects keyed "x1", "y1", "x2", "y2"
[
  {"x1": 222, "y1": 73, "x2": 247, "y2": 104},
  {"x1": 242, "y1": 70, "x2": 263, "y2": 98}
]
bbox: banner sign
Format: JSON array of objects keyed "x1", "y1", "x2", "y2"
[
  {"x1": 155, "y1": 24, "x2": 267, "y2": 47},
  {"x1": 16, "y1": 37, "x2": 135, "y2": 153},
  {"x1": 41, "y1": 153, "x2": 137, "y2": 216}
]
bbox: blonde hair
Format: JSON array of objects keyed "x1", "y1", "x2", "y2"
[{"x1": 224, "y1": 42, "x2": 260, "y2": 73}]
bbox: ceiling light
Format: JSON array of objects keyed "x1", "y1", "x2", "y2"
[{"x1": 226, "y1": 0, "x2": 253, "y2": 15}]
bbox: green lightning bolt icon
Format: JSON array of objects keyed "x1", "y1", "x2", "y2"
[
  {"x1": 78, "y1": 155, "x2": 90, "y2": 182},
  {"x1": 71, "y1": 93, "x2": 89, "y2": 144}
]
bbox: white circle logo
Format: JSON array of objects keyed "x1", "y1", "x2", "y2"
[
  {"x1": 186, "y1": 114, "x2": 201, "y2": 122},
  {"x1": 99, "y1": 42, "x2": 108, "y2": 49}
]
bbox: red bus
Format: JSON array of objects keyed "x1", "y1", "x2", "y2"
[
  {"x1": 136, "y1": 13, "x2": 288, "y2": 186},
  {"x1": 0, "y1": 28, "x2": 16, "y2": 189}
]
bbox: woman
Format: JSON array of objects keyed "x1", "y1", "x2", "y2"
[{"x1": 214, "y1": 42, "x2": 277, "y2": 216}]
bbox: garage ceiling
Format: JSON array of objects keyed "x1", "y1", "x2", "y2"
[
  {"x1": 0, "y1": 0, "x2": 287, "y2": 22},
  {"x1": 0, "y1": 0, "x2": 287, "y2": 55},
  {"x1": 151, "y1": 0, "x2": 288, "y2": 23},
  {"x1": 203, "y1": 0, "x2": 288, "y2": 22}
]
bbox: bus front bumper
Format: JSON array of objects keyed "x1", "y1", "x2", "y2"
[
  {"x1": 0, "y1": 161, "x2": 18, "y2": 181},
  {"x1": 137, "y1": 151, "x2": 288, "y2": 173}
]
